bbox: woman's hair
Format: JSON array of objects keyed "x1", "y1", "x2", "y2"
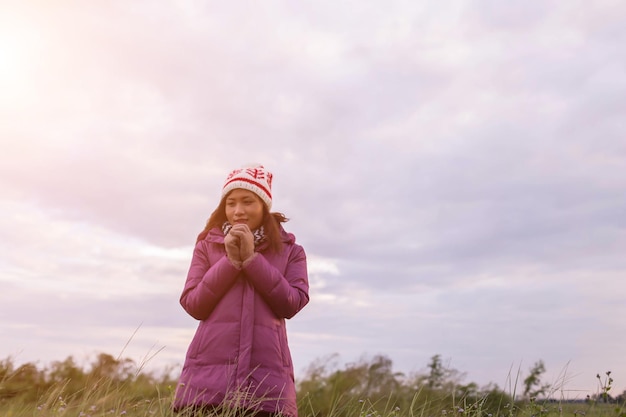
[{"x1": 196, "y1": 192, "x2": 288, "y2": 253}]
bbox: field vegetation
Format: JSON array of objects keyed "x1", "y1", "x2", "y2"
[{"x1": 1, "y1": 352, "x2": 624, "y2": 417}]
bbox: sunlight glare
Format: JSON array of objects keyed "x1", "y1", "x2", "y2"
[{"x1": 0, "y1": 21, "x2": 42, "y2": 105}]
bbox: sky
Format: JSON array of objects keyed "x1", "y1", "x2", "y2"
[{"x1": 1, "y1": 0, "x2": 625, "y2": 399}]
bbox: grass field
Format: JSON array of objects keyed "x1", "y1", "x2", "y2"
[
  {"x1": 0, "y1": 385, "x2": 622, "y2": 417},
  {"x1": 1, "y1": 353, "x2": 624, "y2": 417}
]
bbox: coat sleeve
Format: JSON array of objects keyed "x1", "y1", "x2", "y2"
[
  {"x1": 179, "y1": 241, "x2": 241, "y2": 321},
  {"x1": 243, "y1": 244, "x2": 309, "y2": 319}
]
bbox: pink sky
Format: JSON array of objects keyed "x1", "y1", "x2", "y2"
[{"x1": 1, "y1": 1, "x2": 626, "y2": 398}]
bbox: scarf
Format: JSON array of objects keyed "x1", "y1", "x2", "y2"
[{"x1": 222, "y1": 222, "x2": 266, "y2": 247}]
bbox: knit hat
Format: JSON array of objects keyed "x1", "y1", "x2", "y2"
[{"x1": 221, "y1": 165, "x2": 273, "y2": 209}]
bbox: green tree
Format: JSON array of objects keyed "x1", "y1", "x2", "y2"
[
  {"x1": 427, "y1": 354, "x2": 445, "y2": 389},
  {"x1": 523, "y1": 360, "x2": 550, "y2": 400},
  {"x1": 88, "y1": 353, "x2": 134, "y2": 381}
]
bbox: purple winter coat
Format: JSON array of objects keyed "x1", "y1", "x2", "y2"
[{"x1": 174, "y1": 226, "x2": 309, "y2": 417}]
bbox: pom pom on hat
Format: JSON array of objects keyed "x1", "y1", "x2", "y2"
[{"x1": 222, "y1": 164, "x2": 273, "y2": 209}]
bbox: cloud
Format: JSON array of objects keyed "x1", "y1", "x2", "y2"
[{"x1": 1, "y1": 0, "x2": 625, "y2": 396}]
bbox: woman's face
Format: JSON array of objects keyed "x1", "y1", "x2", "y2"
[{"x1": 225, "y1": 189, "x2": 265, "y2": 230}]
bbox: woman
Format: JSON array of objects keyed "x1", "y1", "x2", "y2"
[{"x1": 174, "y1": 165, "x2": 309, "y2": 417}]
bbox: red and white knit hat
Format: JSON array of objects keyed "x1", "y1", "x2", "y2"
[{"x1": 221, "y1": 164, "x2": 273, "y2": 209}]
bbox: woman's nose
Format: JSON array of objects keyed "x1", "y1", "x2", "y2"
[{"x1": 234, "y1": 203, "x2": 244, "y2": 214}]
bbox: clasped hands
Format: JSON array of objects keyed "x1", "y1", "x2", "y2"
[{"x1": 224, "y1": 223, "x2": 256, "y2": 266}]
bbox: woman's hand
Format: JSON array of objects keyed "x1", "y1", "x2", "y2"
[
  {"x1": 224, "y1": 231, "x2": 241, "y2": 263},
  {"x1": 228, "y1": 224, "x2": 255, "y2": 262}
]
